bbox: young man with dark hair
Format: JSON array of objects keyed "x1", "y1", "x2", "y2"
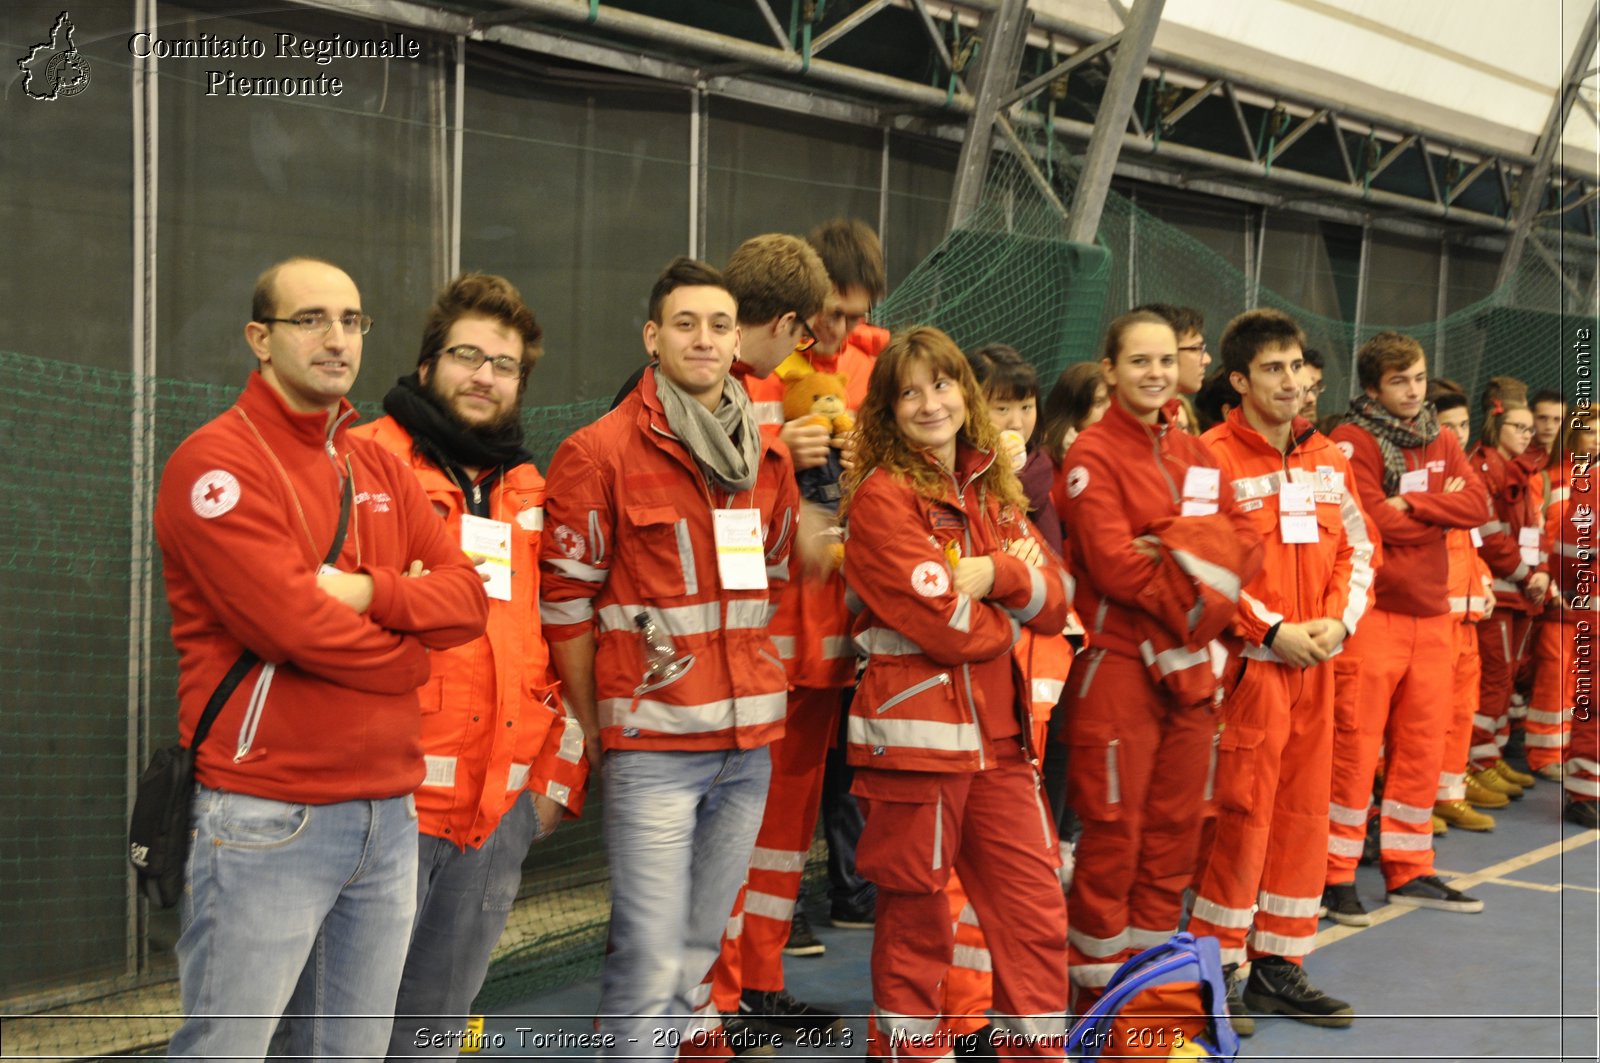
[
  {"x1": 1188, "y1": 310, "x2": 1373, "y2": 1033},
  {"x1": 1323, "y1": 332, "x2": 1489, "y2": 922},
  {"x1": 1521, "y1": 388, "x2": 1570, "y2": 776},
  {"x1": 1299, "y1": 348, "x2": 1326, "y2": 422},
  {"x1": 157, "y1": 258, "x2": 488, "y2": 1058},
  {"x1": 350, "y1": 273, "x2": 590, "y2": 1060},
  {"x1": 541, "y1": 257, "x2": 798, "y2": 1058},
  {"x1": 1133, "y1": 303, "x2": 1209, "y2": 395}
]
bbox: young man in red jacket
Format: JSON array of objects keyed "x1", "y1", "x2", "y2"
[
  {"x1": 1189, "y1": 310, "x2": 1375, "y2": 1033},
  {"x1": 351, "y1": 273, "x2": 589, "y2": 1060},
  {"x1": 156, "y1": 258, "x2": 488, "y2": 1059},
  {"x1": 1324, "y1": 332, "x2": 1489, "y2": 922},
  {"x1": 541, "y1": 258, "x2": 798, "y2": 1059}
]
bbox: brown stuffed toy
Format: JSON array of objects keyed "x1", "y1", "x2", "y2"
[{"x1": 781, "y1": 372, "x2": 856, "y2": 437}]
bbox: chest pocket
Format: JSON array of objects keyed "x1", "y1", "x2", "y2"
[{"x1": 624, "y1": 503, "x2": 698, "y2": 600}]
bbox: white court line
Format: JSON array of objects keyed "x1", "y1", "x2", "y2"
[
  {"x1": 1435, "y1": 867, "x2": 1600, "y2": 895},
  {"x1": 1316, "y1": 830, "x2": 1600, "y2": 950}
]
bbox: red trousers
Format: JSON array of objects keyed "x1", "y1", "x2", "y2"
[
  {"x1": 1326, "y1": 609, "x2": 1452, "y2": 891},
  {"x1": 1065, "y1": 649, "x2": 1215, "y2": 998},
  {"x1": 1470, "y1": 611, "x2": 1534, "y2": 769},
  {"x1": 1437, "y1": 621, "x2": 1482, "y2": 801},
  {"x1": 1526, "y1": 616, "x2": 1571, "y2": 770},
  {"x1": 939, "y1": 873, "x2": 995, "y2": 1037},
  {"x1": 855, "y1": 746, "x2": 1066, "y2": 1063},
  {"x1": 710, "y1": 686, "x2": 839, "y2": 1012},
  {"x1": 1190, "y1": 656, "x2": 1332, "y2": 967}
]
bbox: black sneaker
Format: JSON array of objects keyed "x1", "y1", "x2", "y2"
[
  {"x1": 782, "y1": 909, "x2": 825, "y2": 957},
  {"x1": 953, "y1": 1023, "x2": 995, "y2": 1059},
  {"x1": 829, "y1": 900, "x2": 876, "y2": 929},
  {"x1": 739, "y1": 988, "x2": 844, "y2": 1034},
  {"x1": 1565, "y1": 797, "x2": 1600, "y2": 829},
  {"x1": 1241, "y1": 956, "x2": 1355, "y2": 1028},
  {"x1": 719, "y1": 1015, "x2": 780, "y2": 1058},
  {"x1": 1221, "y1": 963, "x2": 1255, "y2": 1038},
  {"x1": 1320, "y1": 882, "x2": 1371, "y2": 927},
  {"x1": 1386, "y1": 874, "x2": 1484, "y2": 913}
]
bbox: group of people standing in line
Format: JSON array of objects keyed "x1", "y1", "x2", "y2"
[{"x1": 152, "y1": 215, "x2": 1593, "y2": 1063}]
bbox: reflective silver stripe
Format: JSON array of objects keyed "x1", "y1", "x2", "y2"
[
  {"x1": 598, "y1": 602, "x2": 721, "y2": 637},
  {"x1": 1549, "y1": 486, "x2": 1571, "y2": 506},
  {"x1": 766, "y1": 505, "x2": 793, "y2": 565},
  {"x1": 1570, "y1": 756, "x2": 1600, "y2": 774},
  {"x1": 852, "y1": 712, "x2": 978, "y2": 756},
  {"x1": 1565, "y1": 775, "x2": 1600, "y2": 796},
  {"x1": 520, "y1": 505, "x2": 544, "y2": 531},
  {"x1": 1380, "y1": 831, "x2": 1433, "y2": 851},
  {"x1": 545, "y1": 781, "x2": 571, "y2": 806},
  {"x1": 750, "y1": 846, "x2": 807, "y2": 873},
  {"x1": 1338, "y1": 484, "x2": 1376, "y2": 634},
  {"x1": 855, "y1": 627, "x2": 925, "y2": 656},
  {"x1": 822, "y1": 634, "x2": 853, "y2": 659},
  {"x1": 1138, "y1": 640, "x2": 1210, "y2": 677},
  {"x1": 1525, "y1": 707, "x2": 1569, "y2": 725},
  {"x1": 1471, "y1": 713, "x2": 1497, "y2": 731},
  {"x1": 772, "y1": 635, "x2": 797, "y2": 660},
  {"x1": 949, "y1": 592, "x2": 973, "y2": 633},
  {"x1": 1077, "y1": 647, "x2": 1106, "y2": 698},
  {"x1": 1250, "y1": 929, "x2": 1316, "y2": 958},
  {"x1": 766, "y1": 558, "x2": 789, "y2": 582},
  {"x1": 743, "y1": 889, "x2": 796, "y2": 922},
  {"x1": 725, "y1": 910, "x2": 744, "y2": 939},
  {"x1": 588, "y1": 508, "x2": 606, "y2": 566},
  {"x1": 1328, "y1": 836, "x2": 1364, "y2": 856},
  {"x1": 1438, "y1": 770, "x2": 1465, "y2": 789},
  {"x1": 1230, "y1": 470, "x2": 1283, "y2": 501},
  {"x1": 1217, "y1": 945, "x2": 1248, "y2": 967},
  {"x1": 1069, "y1": 961, "x2": 1123, "y2": 988},
  {"x1": 1525, "y1": 732, "x2": 1567, "y2": 747},
  {"x1": 1468, "y1": 741, "x2": 1501, "y2": 760},
  {"x1": 951, "y1": 943, "x2": 993, "y2": 972},
  {"x1": 1559, "y1": 540, "x2": 1589, "y2": 557},
  {"x1": 673, "y1": 519, "x2": 698, "y2": 597},
  {"x1": 233, "y1": 662, "x2": 277, "y2": 763},
  {"x1": 1068, "y1": 927, "x2": 1128, "y2": 958},
  {"x1": 547, "y1": 556, "x2": 606, "y2": 583},
  {"x1": 1447, "y1": 596, "x2": 1471, "y2": 614},
  {"x1": 598, "y1": 691, "x2": 787, "y2": 734},
  {"x1": 1191, "y1": 895, "x2": 1255, "y2": 929},
  {"x1": 557, "y1": 719, "x2": 585, "y2": 763},
  {"x1": 1031, "y1": 678, "x2": 1065, "y2": 705},
  {"x1": 751, "y1": 400, "x2": 784, "y2": 426},
  {"x1": 844, "y1": 586, "x2": 864, "y2": 615},
  {"x1": 1239, "y1": 590, "x2": 1284, "y2": 628},
  {"x1": 1258, "y1": 890, "x2": 1322, "y2": 918},
  {"x1": 1012, "y1": 566, "x2": 1047, "y2": 624},
  {"x1": 1240, "y1": 642, "x2": 1282, "y2": 662},
  {"x1": 1128, "y1": 927, "x2": 1173, "y2": 949},
  {"x1": 1381, "y1": 798, "x2": 1433, "y2": 824},
  {"x1": 1169, "y1": 548, "x2": 1242, "y2": 602},
  {"x1": 540, "y1": 596, "x2": 593, "y2": 626},
  {"x1": 1329, "y1": 802, "x2": 1367, "y2": 826},
  {"x1": 932, "y1": 789, "x2": 944, "y2": 870},
  {"x1": 1492, "y1": 577, "x2": 1524, "y2": 595},
  {"x1": 873, "y1": 1009, "x2": 942, "y2": 1041},
  {"x1": 506, "y1": 762, "x2": 531, "y2": 791},
  {"x1": 1478, "y1": 520, "x2": 1509, "y2": 536},
  {"x1": 726, "y1": 598, "x2": 770, "y2": 630},
  {"x1": 422, "y1": 754, "x2": 456, "y2": 788},
  {"x1": 958, "y1": 904, "x2": 981, "y2": 926}
]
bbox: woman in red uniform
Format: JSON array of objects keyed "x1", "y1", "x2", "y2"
[
  {"x1": 841, "y1": 326, "x2": 1070, "y2": 1061},
  {"x1": 1057, "y1": 310, "x2": 1259, "y2": 1006}
]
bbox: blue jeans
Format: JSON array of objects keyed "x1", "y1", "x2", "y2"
[
  {"x1": 385, "y1": 791, "x2": 547, "y2": 1060},
  {"x1": 599, "y1": 747, "x2": 772, "y2": 1059},
  {"x1": 168, "y1": 785, "x2": 418, "y2": 1062}
]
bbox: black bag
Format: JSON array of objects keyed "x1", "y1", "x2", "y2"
[{"x1": 129, "y1": 467, "x2": 352, "y2": 908}]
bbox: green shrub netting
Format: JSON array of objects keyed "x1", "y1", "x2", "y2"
[{"x1": 2, "y1": 142, "x2": 1592, "y2": 1058}]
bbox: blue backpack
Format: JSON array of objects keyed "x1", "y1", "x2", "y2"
[{"x1": 1066, "y1": 932, "x2": 1240, "y2": 1061}]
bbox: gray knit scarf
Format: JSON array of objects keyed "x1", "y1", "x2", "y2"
[
  {"x1": 653, "y1": 368, "x2": 761, "y2": 493},
  {"x1": 1345, "y1": 395, "x2": 1440, "y2": 496}
]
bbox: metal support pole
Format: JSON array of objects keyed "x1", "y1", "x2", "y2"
[
  {"x1": 1350, "y1": 222, "x2": 1371, "y2": 398},
  {"x1": 1064, "y1": 0, "x2": 1166, "y2": 244},
  {"x1": 945, "y1": 0, "x2": 1032, "y2": 232},
  {"x1": 1435, "y1": 240, "x2": 1450, "y2": 377},
  {"x1": 1497, "y1": 1, "x2": 1600, "y2": 287}
]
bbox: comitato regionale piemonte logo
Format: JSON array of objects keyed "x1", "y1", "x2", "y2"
[{"x1": 18, "y1": 11, "x2": 93, "y2": 101}]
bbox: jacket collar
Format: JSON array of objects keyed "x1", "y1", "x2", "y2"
[
  {"x1": 1219, "y1": 407, "x2": 1323, "y2": 459},
  {"x1": 238, "y1": 371, "x2": 358, "y2": 449},
  {"x1": 1103, "y1": 395, "x2": 1172, "y2": 442}
]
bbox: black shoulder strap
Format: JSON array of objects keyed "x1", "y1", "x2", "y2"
[{"x1": 189, "y1": 463, "x2": 355, "y2": 753}]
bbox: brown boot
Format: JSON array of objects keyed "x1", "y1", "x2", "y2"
[{"x1": 1435, "y1": 799, "x2": 1495, "y2": 832}]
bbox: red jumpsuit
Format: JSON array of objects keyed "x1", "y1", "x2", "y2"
[
  {"x1": 1468, "y1": 446, "x2": 1550, "y2": 770},
  {"x1": 1324, "y1": 422, "x2": 1485, "y2": 892},
  {"x1": 843, "y1": 443, "x2": 1071, "y2": 1062},
  {"x1": 1526, "y1": 459, "x2": 1571, "y2": 772},
  {"x1": 1551, "y1": 457, "x2": 1600, "y2": 805},
  {"x1": 1437, "y1": 522, "x2": 1494, "y2": 803},
  {"x1": 1188, "y1": 411, "x2": 1376, "y2": 968},
  {"x1": 1058, "y1": 400, "x2": 1260, "y2": 999}
]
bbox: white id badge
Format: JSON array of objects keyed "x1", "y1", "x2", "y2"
[
  {"x1": 1519, "y1": 526, "x2": 1542, "y2": 567},
  {"x1": 1470, "y1": 527, "x2": 1484, "y2": 548},
  {"x1": 1398, "y1": 468, "x2": 1429, "y2": 495},
  {"x1": 1279, "y1": 482, "x2": 1320, "y2": 544},
  {"x1": 1181, "y1": 466, "x2": 1220, "y2": 515},
  {"x1": 714, "y1": 508, "x2": 768, "y2": 590},
  {"x1": 461, "y1": 513, "x2": 513, "y2": 601}
]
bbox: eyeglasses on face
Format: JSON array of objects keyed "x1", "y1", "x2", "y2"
[
  {"x1": 258, "y1": 312, "x2": 373, "y2": 336},
  {"x1": 442, "y1": 344, "x2": 524, "y2": 379},
  {"x1": 1178, "y1": 341, "x2": 1208, "y2": 354},
  {"x1": 792, "y1": 314, "x2": 819, "y2": 354}
]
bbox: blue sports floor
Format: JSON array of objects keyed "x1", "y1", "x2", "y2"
[{"x1": 471, "y1": 771, "x2": 1599, "y2": 1062}]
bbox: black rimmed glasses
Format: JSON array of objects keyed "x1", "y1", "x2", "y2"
[
  {"x1": 258, "y1": 312, "x2": 373, "y2": 336},
  {"x1": 443, "y1": 345, "x2": 524, "y2": 380}
]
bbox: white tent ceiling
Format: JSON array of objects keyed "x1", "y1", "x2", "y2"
[{"x1": 1032, "y1": 0, "x2": 1599, "y2": 177}]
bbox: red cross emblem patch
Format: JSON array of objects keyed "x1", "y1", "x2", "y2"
[{"x1": 189, "y1": 470, "x2": 241, "y2": 519}]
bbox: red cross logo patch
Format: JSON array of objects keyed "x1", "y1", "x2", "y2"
[
  {"x1": 553, "y1": 524, "x2": 586, "y2": 560},
  {"x1": 911, "y1": 560, "x2": 950, "y2": 597},
  {"x1": 189, "y1": 470, "x2": 241, "y2": 519}
]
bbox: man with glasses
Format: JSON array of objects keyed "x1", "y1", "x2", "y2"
[
  {"x1": 1300, "y1": 348, "x2": 1327, "y2": 422},
  {"x1": 156, "y1": 257, "x2": 488, "y2": 1059},
  {"x1": 349, "y1": 273, "x2": 590, "y2": 1060}
]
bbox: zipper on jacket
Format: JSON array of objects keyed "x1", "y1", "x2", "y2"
[
  {"x1": 1106, "y1": 738, "x2": 1121, "y2": 805},
  {"x1": 1142, "y1": 421, "x2": 1180, "y2": 506},
  {"x1": 960, "y1": 663, "x2": 987, "y2": 770},
  {"x1": 874, "y1": 672, "x2": 953, "y2": 714},
  {"x1": 1203, "y1": 728, "x2": 1220, "y2": 801},
  {"x1": 233, "y1": 663, "x2": 278, "y2": 762}
]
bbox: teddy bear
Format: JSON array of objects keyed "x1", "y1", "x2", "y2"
[{"x1": 782, "y1": 371, "x2": 855, "y2": 511}]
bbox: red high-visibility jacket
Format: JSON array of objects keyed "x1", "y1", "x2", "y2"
[{"x1": 1472, "y1": 444, "x2": 1551, "y2": 613}]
